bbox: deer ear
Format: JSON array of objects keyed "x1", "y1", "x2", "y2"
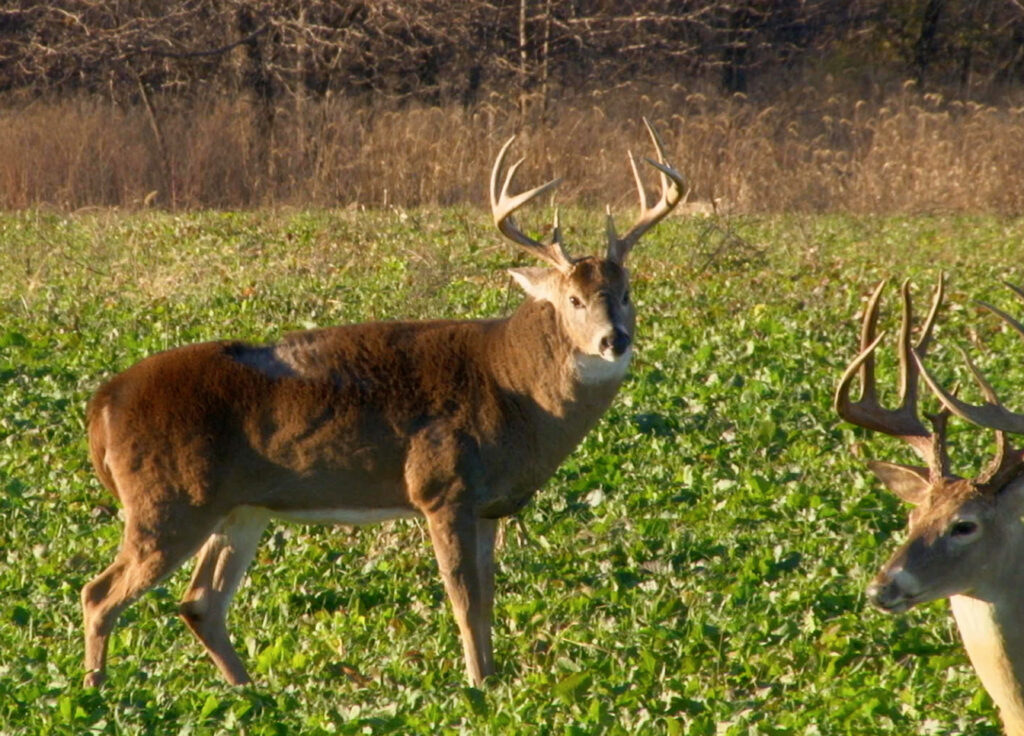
[
  {"x1": 867, "y1": 460, "x2": 932, "y2": 505},
  {"x1": 508, "y1": 267, "x2": 561, "y2": 303}
]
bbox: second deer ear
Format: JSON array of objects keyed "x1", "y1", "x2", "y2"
[
  {"x1": 867, "y1": 460, "x2": 932, "y2": 505},
  {"x1": 508, "y1": 267, "x2": 561, "y2": 304}
]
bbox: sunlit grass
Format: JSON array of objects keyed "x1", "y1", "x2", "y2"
[{"x1": 1, "y1": 210, "x2": 1022, "y2": 734}]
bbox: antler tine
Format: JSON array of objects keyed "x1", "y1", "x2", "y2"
[
  {"x1": 606, "y1": 117, "x2": 687, "y2": 264},
  {"x1": 911, "y1": 281, "x2": 1024, "y2": 489},
  {"x1": 914, "y1": 311, "x2": 1024, "y2": 436},
  {"x1": 912, "y1": 345, "x2": 1007, "y2": 424},
  {"x1": 834, "y1": 277, "x2": 945, "y2": 470},
  {"x1": 834, "y1": 328, "x2": 887, "y2": 416},
  {"x1": 857, "y1": 279, "x2": 887, "y2": 404},
  {"x1": 913, "y1": 345, "x2": 1024, "y2": 487},
  {"x1": 914, "y1": 273, "x2": 945, "y2": 357},
  {"x1": 897, "y1": 275, "x2": 944, "y2": 405},
  {"x1": 1005, "y1": 281, "x2": 1024, "y2": 306},
  {"x1": 978, "y1": 298, "x2": 1024, "y2": 343},
  {"x1": 490, "y1": 136, "x2": 571, "y2": 272}
]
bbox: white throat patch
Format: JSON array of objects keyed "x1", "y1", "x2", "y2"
[{"x1": 575, "y1": 348, "x2": 632, "y2": 385}]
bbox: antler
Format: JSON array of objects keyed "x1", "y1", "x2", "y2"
[
  {"x1": 490, "y1": 136, "x2": 573, "y2": 272},
  {"x1": 834, "y1": 276, "x2": 951, "y2": 481},
  {"x1": 912, "y1": 283, "x2": 1024, "y2": 489},
  {"x1": 606, "y1": 117, "x2": 687, "y2": 265}
]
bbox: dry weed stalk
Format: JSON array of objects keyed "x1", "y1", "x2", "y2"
[{"x1": 0, "y1": 85, "x2": 1022, "y2": 214}]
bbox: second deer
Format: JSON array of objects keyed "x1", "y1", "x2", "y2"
[{"x1": 836, "y1": 277, "x2": 1024, "y2": 736}]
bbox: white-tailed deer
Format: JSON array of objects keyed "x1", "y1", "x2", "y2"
[
  {"x1": 836, "y1": 277, "x2": 1024, "y2": 735},
  {"x1": 81, "y1": 119, "x2": 684, "y2": 688}
]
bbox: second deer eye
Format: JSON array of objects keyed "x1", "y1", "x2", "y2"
[
  {"x1": 569, "y1": 296, "x2": 584, "y2": 309},
  {"x1": 950, "y1": 520, "x2": 979, "y2": 537}
]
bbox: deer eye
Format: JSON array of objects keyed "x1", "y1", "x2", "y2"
[
  {"x1": 949, "y1": 520, "x2": 979, "y2": 538},
  {"x1": 622, "y1": 289, "x2": 630, "y2": 305},
  {"x1": 569, "y1": 295, "x2": 584, "y2": 309}
]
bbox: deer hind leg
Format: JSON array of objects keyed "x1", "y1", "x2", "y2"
[
  {"x1": 179, "y1": 506, "x2": 269, "y2": 686},
  {"x1": 82, "y1": 512, "x2": 215, "y2": 687},
  {"x1": 425, "y1": 507, "x2": 497, "y2": 686}
]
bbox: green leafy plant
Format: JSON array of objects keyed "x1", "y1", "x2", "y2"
[{"x1": 1, "y1": 210, "x2": 1021, "y2": 734}]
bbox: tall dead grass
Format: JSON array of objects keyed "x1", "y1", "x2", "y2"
[{"x1": 1, "y1": 84, "x2": 1022, "y2": 214}]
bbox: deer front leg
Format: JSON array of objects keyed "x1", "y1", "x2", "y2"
[
  {"x1": 476, "y1": 517, "x2": 498, "y2": 677},
  {"x1": 425, "y1": 506, "x2": 496, "y2": 686}
]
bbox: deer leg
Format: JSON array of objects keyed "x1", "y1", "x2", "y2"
[
  {"x1": 179, "y1": 506, "x2": 269, "y2": 686},
  {"x1": 82, "y1": 514, "x2": 214, "y2": 687},
  {"x1": 425, "y1": 507, "x2": 495, "y2": 686},
  {"x1": 476, "y1": 517, "x2": 498, "y2": 678}
]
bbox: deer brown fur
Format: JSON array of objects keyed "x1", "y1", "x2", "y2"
[{"x1": 80, "y1": 120, "x2": 684, "y2": 688}]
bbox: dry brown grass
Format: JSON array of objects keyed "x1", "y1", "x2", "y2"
[{"x1": 1, "y1": 84, "x2": 1022, "y2": 214}]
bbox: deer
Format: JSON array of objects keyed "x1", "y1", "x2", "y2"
[
  {"x1": 79, "y1": 119, "x2": 685, "y2": 689},
  {"x1": 835, "y1": 276, "x2": 1024, "y2": 735}
]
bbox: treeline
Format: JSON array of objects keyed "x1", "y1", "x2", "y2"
[
  {"x1": 3, "y1": 1, "x2": 1023, "y2": 111},
  {"x1": 1, "y1": 1, "x2": 1023, "y2": 212}
]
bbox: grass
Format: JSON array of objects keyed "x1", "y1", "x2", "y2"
[{"x1": 2, "y1": 208, "x2": 1024, "y2": 734}]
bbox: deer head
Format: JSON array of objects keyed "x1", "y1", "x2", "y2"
[
  {"x1": 491, "y1": 118, "x2": 684, "y2": 367},
  {"x1": 835, "y1": 278, "x2": 1024, "y2": 613}
]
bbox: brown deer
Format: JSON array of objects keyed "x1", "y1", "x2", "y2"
[
  {"x1": 835, "y1": 277, "x2": 1024, "y2": 735},
  {"x1": 80, "y1": 120, "x2": 684, "y2": 688}
]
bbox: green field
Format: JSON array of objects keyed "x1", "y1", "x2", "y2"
[{"x1": 1, "y1": 209, "x2": 1023, "y2": 734}]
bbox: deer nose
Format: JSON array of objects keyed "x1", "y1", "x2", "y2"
[
  {"x1": 865, "y1": 578, "x2": 906, "y2": 612},
  {"x1": 600, "y1": 328, "x2": 632, "y2": 357},
  {"x1": 866, "y1": 567, "x2": 919, "y2": 613},
  {"x1": 865, "y1": 580, "x2": 886, "y2": 607}
]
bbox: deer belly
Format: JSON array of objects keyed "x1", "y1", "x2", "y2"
[
  {"x1": 477, "y1": 487, "x2": 538, "y2": 518},
  {"x1": 270, "y1": 507, "x2": 420, "y2": 526}
]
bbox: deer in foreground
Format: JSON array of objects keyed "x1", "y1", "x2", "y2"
[
  {"x1": 80, "y1": 120, "x2": 684, "y2": 688},
  {"x1": 835, "y1": 277, "x2": 1024, "y2": 735}
]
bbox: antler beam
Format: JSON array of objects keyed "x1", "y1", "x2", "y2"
[
  {"x1": 489, "y1": 136, "x2": 572, "y2": 272},
  {"x1": 606, "y1": 117, "x2": 687, "y2": 264},
  {"x1": 911, "y1": 283, "x2": 1024, "y2": 488},
  {"x1": 834, "y1": 276, "x2": 950, "y2": 478}
]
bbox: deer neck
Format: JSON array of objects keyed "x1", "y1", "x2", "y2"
[
  {"x1": 949, "y1": 536, "x2": 1024, "y2": 736},
  {"x1": 489, "y1": 298, "x2": 627, "y2": 419}
]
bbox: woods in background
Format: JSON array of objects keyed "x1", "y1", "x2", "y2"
[
  {"x1": 4, "y1": 1, "x2": 1023, "y2": 111},
  {"x1": 1, "y1": 1, "x2": 1022, "y2": 212}
]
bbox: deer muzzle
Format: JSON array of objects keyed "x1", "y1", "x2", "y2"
[
  {"x1": 866, "y1": 566, "x2": 924, "y2": 614},
  {"x1": 599, "y1": 326, "x2": 632, "y2": 360}
]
